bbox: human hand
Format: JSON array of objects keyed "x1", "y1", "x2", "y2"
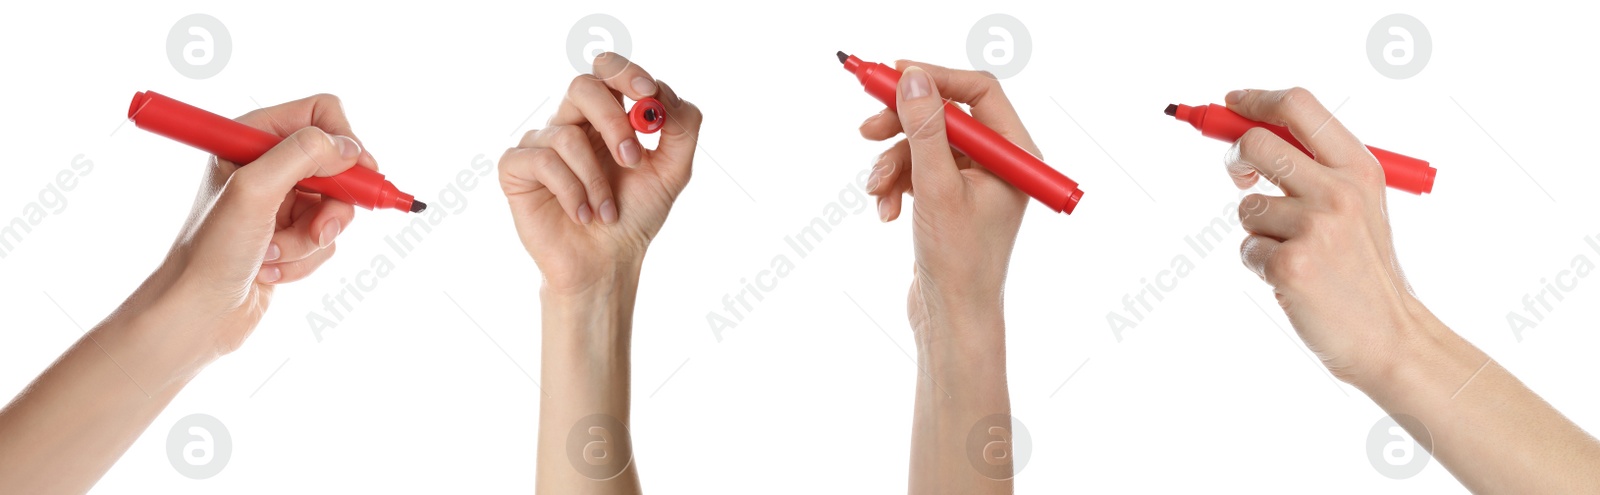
[
  {"x1": 499, "y1": 52, "x2": 703, "y2": 295},
  {"x1": 859, "y1": 62, "x2": 1033, "y2": 344},
  {"x1": 1226, "y1": 87, "x2": 1428, "y2": 386},
  {"x1": 124, "y1": 94, "x2": 369, "y2": 367}
]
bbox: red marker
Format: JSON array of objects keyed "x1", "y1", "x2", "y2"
[
  {"x1": 837, "y1": 52, "x2": 1083, "y2": 214},
  {"x1": 629, "y1": 97, "x2": 666, "y2": 134},
  {"x1": 1165, "y1": 103, "x2": 1435, "y2": 195},
  {"x1": 128, "y1": 91, "x2": 426, "y2": 212}
]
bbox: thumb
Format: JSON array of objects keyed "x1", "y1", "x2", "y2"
[
  {"x1": 895, "y1": 66, "x2": 960, "y2": 201},
  {"x1": 197, "y1": 127, "x2": 361, "y2": 272}
]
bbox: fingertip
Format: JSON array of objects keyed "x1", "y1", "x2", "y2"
[
  {"x1": 257, "y1": 265, "x2": 282, "y2": 284},
  {"x1": 577, "y1": 203, "x2": 594, "y2": 225},
  {"x1": 599, "y1": 198, "x2": 618, "y2": 225}
]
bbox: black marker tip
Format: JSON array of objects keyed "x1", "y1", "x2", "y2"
[
  {"x1": 410, "y1": 200, "x2": 428, "y2": 213},
  {"x1": 836, "y1": 51, "x2": 848, "y2": 64},
  {"x1": 1163, "y1": 104, "x2": 1177, "y2": 117}
]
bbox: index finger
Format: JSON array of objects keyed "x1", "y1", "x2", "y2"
[
  {"x1": 234, "y1": 94, "x2": 378, "y2": 171},
  {"x1": 550, "y1": 52, "x2": 660, "y2": 127},
  {"x1": 1224, "y1": 88, "x2": 1366, "y2": 168}
]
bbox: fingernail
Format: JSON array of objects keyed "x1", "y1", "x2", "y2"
[
  {"x1": 903, "y1": 67, "x2": 931, "y2": 100},
  {"x1": 619, "y1": 138, "x2": 642, "y2": 167},
  {"x1": 258, "y1": 265, "x2": 281, "y2": 284},
  {"x1": 1225, "y1": 90, "x2": 1247, "y2": 105},
  {"x1": 577, "y1": 203, "x2": 593, "y2": 224},
  {"x1": 333, "y1": 135, "x2": 361, "y2": 159},
  {"x1": 877, "y1": 197, "x2": 891, "y2": 222},
  {"x1": 866, "y1": 167, "x2": 882, "y2": 192},
  {"x1": 264, "y1": 243, "x2": 281, "y2": 262},
  {"x1": 599, "y1": 199, "x2": 618, "y2": 225},
  {"x1": 319, "y1": 220, "x2": 341, "y2": 248},
  {"x1": 632, "y1": 77, "x2": 658, "y2": 97}
]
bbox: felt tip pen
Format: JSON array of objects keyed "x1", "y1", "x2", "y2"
[
  {"x1": 128, "y1": 91, "x2": 426, "y2": 213},
  {"x1": 1165, "y1": 103, "x2": 1435, "y2": 195},
  {"x1": 837, "y1": 52, "x2": 1083, "y2": 214}
]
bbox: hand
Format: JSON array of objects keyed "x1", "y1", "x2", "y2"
[
  {"x1": 499, "y1": 52, "x2": 703, "y2": 294},
  {"x1": 859, "y1": 62, "x2": 1033, "y2": 344},
  {"x1": 133, "y1": 94, "x2": 370, "y2": 365},
  {"x1": 1226, "y1": 87, "x2": 1426, "y2": 386}
]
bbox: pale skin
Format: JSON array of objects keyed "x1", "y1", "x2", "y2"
[
  {"x1": 860, "y1": 62, "x2": 1034, "y2": 494},
  {"x1": 0, "y1": 94, "x2": 372, "y2": 493},
  {"x1": 1227, "y1": 87, "x2": 1600, "y2": 493},
  {"x1": 498, "y1": 52, "x2": 701, "y2": 494}
]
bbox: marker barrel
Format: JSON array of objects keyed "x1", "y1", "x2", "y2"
[
  {"x1": 128, "y1": 91, "x2": 418, "y2": 212},
  {"x1": 843, "y1": 55, "x2": 1082, "y2": 214},
  {"x1": 1172, "y1": 103, "x2": 1435, "y2": 194}
]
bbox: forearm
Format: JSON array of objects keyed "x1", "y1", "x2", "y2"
[
  {"x1": 1362, "y1": 311, "x2": 1600, "y2": 494},
  {"x1": 909, "y1": 297, "x2": 1012, "y2": 495},
  {"x1": 535, "y1": 266, "x2": 641, "y2": 494},
  {"x1": 0, "y1": 302, "x2": 211, "y2": 493}
]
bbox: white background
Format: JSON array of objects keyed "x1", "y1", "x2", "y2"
[{"x1": 2, "y1": 1, "x2": 1597, "y2": 493}]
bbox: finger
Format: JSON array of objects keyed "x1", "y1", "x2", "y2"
[
  {"x1": 268, "y1": 197, "x2": 354, "y2": 264},
  {"x1": 859, "y1": 109, "x2": 902, "y2": 141},
  {"x1": 499, "y1": 147, "x2": 591, "y2": 225},
  {"x1": 234, "y1": 94, "x2": 378, "y2": 171},
  {"x1": 589, "y1": 51, "x2": 659, "y2": 101},
  {"x1": 1237, "y1": 194, "x2": 1301, "y2": 241},
  {"x1": 550, "y1": 74, "x2": 645, "y2": 168},
  {"x1": 1239, "y1": 234, "x2": 1284, "y2": 283},
  {"x1": 260, "y1": 242, "x2": 337, "y2": 285},
  {"x1": 1224, "y1": 127, "x2": 1330, "y2": 196},
  {"x1": 649, "y1": 80, "x2": 702, "y2": 188},
  {"x1": 867, "y1": 139, "x2": 909, "y2": 195},
  {"x1": 877, "y1": 192, "x2": 903, "y2": 223},
  {"x1": 1224, "y1": 88, "x2": 1366, "y2": 168},
  {"x1": 523, "y1": 125, "x2": 616, "y2": 224},
  {"x1": 201, "y1": 127, "x2": 359, "y2": 272},
  {"x1": 895, "y1": 66, "x2": 961, "y2": 201},
  {"x1": 894, "y1": 61, "x2": 1037, "y2": 154}
]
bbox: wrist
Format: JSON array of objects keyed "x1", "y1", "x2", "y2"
[{"x1": 1353, "y1": 306, "x2": 1482, "y2": 402}]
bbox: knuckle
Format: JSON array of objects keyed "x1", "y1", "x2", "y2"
[
  {"x1": 1268, "y1": 244, "x2": 1314, "y2": 284},
  {"x1": 1325, "y1": 184, "x2": 1364, "y2": 212},
  {"x1": 1237, "y1": 127, "x2": 1278, "y2": 158},
  {"x1": 309, "y1": 93, "x2": 342, "y2": 107},
  {"x1": 568, "y1": 74, "x2": 599, "y2": 93},
  {"x1": 548, "y1": 125, "x2": 588, "y2": 150},
  {"x1": 1279, "y1": 87, "x2": 1319, "y2": 114}
]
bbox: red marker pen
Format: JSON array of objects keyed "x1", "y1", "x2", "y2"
[
  {"x1": 128, "y1": 91, "x2": 426, "y2": 212},
  {"x1": 629, "y1": 97, "x2": 666, "y2": 134},
  {"x1": 1165, "y1": 103, "x2": 1435, "y2": 195},
  {"x1": 838, "y1": 52, "x2": 1083, "y2": 214}
]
